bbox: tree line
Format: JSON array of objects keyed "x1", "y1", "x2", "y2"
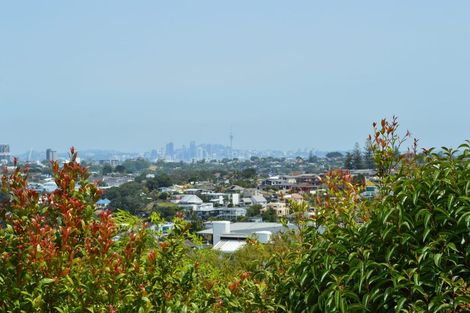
[{"x1": 343, "y1": 139, "x2": 375, "y2": 170}]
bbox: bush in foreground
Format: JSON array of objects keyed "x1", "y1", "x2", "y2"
[{"x1": 1, "y1": 119, "x2": 469, "y2": 312}]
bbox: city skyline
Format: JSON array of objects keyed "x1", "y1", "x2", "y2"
[
  {"x1": 7, "y1": 140, "x2": 339, "y2": 162},
  {"x1": 6, "y1": 138, "x2": 340, "y2": 155},
  {"x1": 1, "y1": 1, "x2": 469, "y2": 152}
]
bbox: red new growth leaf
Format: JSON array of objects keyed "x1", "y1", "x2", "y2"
[
  {"x1": 240, "y1": 271, "x2": 251, "y2": 281},
  {"x1": 229, "y1": 280, "x2": 240, "y2": 292}
]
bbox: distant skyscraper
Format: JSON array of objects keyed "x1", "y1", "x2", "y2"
[
  {"x1": 0, "y1": 144, "x2": 10, "y2": 164},
  {"x1": 197, "y1": 146, "x2": 205, "y2": 160},
  {"x1": 165, "y1": 142, "x2": 174, "y2": 160},
  {"x1": 229, "y1": 128, "x2": 234, "y2": 158},
  {"x1": 46, "y1": 148, "x2": 57, "y2": 162},
  {"x1": 189, "y1": 141, "x2": 197, "y2": 160}
]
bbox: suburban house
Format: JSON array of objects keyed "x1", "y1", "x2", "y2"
[
  {"x1": 260, "y1": 176, "x2": 294, "y2": 190},
  {"x1": 242, "y1": 197, "x2": 253, "y2": 206},
  {"x1": 193, "y1": 206, "x2": 247, "y2": 220},
  {"x1": 197, "y1": 221, "x2": 293, "y2": 253},
  {"x1": 250, "y1": 195, "x2": 267, "y2": 207},
  {"x1": 200, "y1": 191, "x2": 241, "y2": 207},
  {"x1": 96, "y1": 198, "x2": 111, "y2": 209},
  {"x1": 260, "y1": 174, "x2": 321, "y2": 192},
  {"x1": 264, "y1": 202, "x2": 290, "y2": 217},
  {"x1": 282, "y1": 193, "x2": 304, "y2": 203},
  {"x1": 174, "y1": 195, "x2": 214, "y2": 212}
]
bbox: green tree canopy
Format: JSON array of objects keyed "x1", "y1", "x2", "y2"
[{"x1": 351, "y1": 142, "x2": 363, "y2": 169}]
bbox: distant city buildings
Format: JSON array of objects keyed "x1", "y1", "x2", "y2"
[
  {"x1": 161, "y1": 141, "x2": 249, "y2": 162},
  {"x1": 98, "y1": 159, "x2": 120, "y2": 167},
  {"x1": 11, "y1": 143, "x2": 326, "y2": 164},
  {"x1": 0, "y1": 144, "x2": 10, "y2": 164},
  {"x1": 155, "y1": 140, "x2": 325, "y2": 163},
  {"x1": 165, "y1": 142, "x2": 174, "y2": 160},
  {"x1": 46, "y1": 148, "x2": 57, "y2": 162},
  {"x1": 189, "y1": 141, "x2": 197, "y2": 160}
]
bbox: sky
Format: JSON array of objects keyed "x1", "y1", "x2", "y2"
[{"x1": 1, "y1": 1, "x2": 469, "y2": 154}]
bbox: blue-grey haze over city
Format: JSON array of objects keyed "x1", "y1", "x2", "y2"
[{"x1": 1, "y1": 1, "x2": 469, "y2": 155}]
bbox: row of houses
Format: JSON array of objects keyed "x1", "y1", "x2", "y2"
[
  {"x1": 260, "y1": 170, "x2": 377, "y2": 192},
  {"x1": 260, "y1": 173, "x2": 322, "y2": 192},
  {"x1": 171, "y1": 193, "x2": 269, "y2": 219}
]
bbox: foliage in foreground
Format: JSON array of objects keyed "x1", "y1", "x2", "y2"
[
  {"x1": 0, "y1": 149, "x2": 276, "y2": 312},
  {"x1": 266, "y1": 119, "x2": 470, "y2": 312},
  {"x1": 1, "y1": 119, "x2": 469, "y2": 312}
]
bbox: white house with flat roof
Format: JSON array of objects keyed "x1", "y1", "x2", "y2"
[{"x1": 197, "y1": 221, "x2": 294, "y2": 253}]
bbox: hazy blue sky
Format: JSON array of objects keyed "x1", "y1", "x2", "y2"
[{"x1": 1, "y1": 1, "x2": 469, "y2": 153}]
